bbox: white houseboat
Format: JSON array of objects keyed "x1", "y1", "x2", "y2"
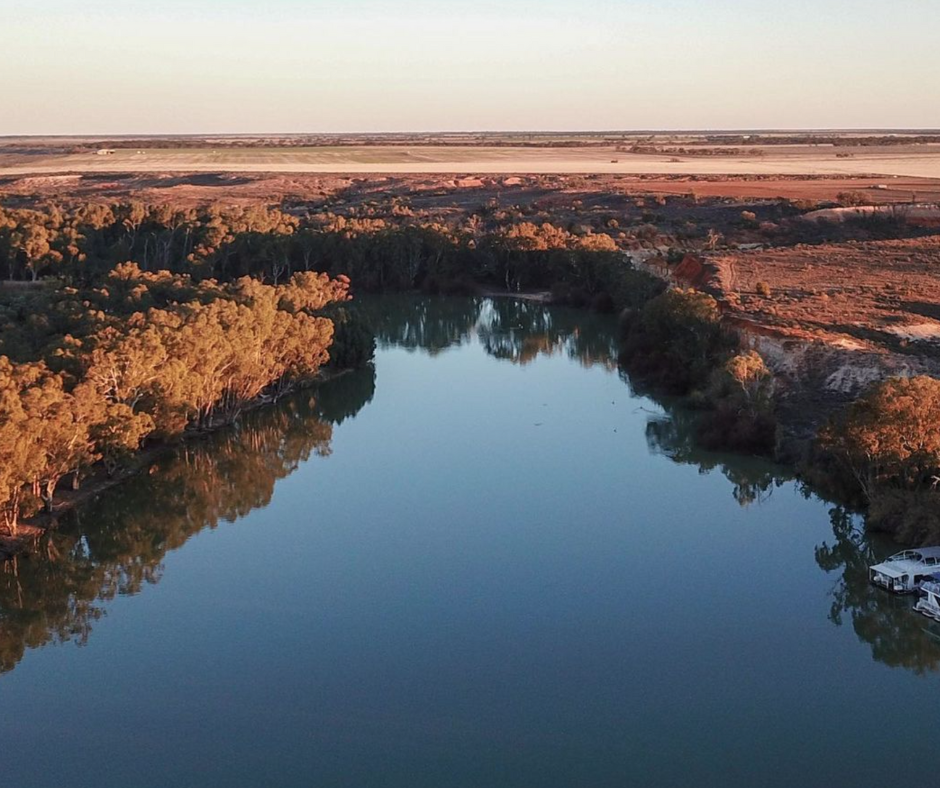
[
  {"x1": 869, "y1": 547, "x2": 940, "y2": 594},
  {"x1": 914, "y1": 575, "x2": 940, "y2": 621}
]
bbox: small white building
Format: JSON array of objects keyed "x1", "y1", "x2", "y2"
[{"x1": 96, "y1": 148, "x2": 115, "y2": 156}]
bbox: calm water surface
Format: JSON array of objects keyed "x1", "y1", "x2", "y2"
[{"x1": 1, "y1": 296, "x2": 938, "y2": 787}]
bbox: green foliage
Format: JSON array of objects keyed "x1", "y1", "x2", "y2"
[
  {"x1": 323, "y1": 305, "x2": 376, "y2": 369},
  {"x1": 867, "y1": 489, "x2": 940, "y2": 546},
  {"x1": 818, "y1": 375, "x2": 940, "y2": 505},
  {"x1": 697, "y1": 351, "x2": 777, "y2": 454},
  {"x1": 619, "y1": 288, "x2": 734, "y2": 393},
  {"x1": 0, "y1": 203, "x2": 656, "y2": 311},
  {"x1": 0, "y1": 198, "x2": 660, "y2": 533},
  {"x1": 619, "y1": 292, "x2": 777, "y2": 454}
]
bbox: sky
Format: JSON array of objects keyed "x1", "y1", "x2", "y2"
[{"x1": 2, "y1": 0, "x2": 938, "y2": 134}]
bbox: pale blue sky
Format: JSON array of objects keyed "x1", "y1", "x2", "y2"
[{"x1": 2, "y1": 0, "x2": 937, "y2": 134}]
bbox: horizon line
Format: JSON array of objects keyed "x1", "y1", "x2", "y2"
[{"x1": 4, "y1": 128, "x2": 940, "y2": 140}]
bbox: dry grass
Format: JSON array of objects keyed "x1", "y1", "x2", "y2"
[{"x1": 711, "y1": 236, "x2": 940, "y2": 353}]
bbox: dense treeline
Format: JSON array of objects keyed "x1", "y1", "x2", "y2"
[
  {"x1": 619, "y1": 288, "x2": 777, "y2": 454},
  {"x1": 619, "y1": 288, "x2": 940, "y2": 540},
  {"x1": 0, "y1": 199, "x2": 662, "y2": 541},
  {"x1": 0, "y1": 264, "x2": 351, "y2": 532},
  {"x1": 817, "y1": 376, "x2": 940, "y2": 544},
  {"x1": 0, "y1": 202, "x2": 659, "y2": 309},
  {"x1": 8, "y1": 200, "x2": 934, "y2": 546}
]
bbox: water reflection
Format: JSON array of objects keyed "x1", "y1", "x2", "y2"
[
  {"x1": 477, "y1": 298, "x2": 618, "y2": 370},
  {"x1": 312, "y1": 363, "x2": 377, "y2": 425},
  {"x1": 362, "y1": 294, "x2": 618, "y2": 369},
  {"x1": 630, "y1": 340, "x2": 940, "y2": 674},
  {"x1": 0, "y1": 384, "x2": 368, "y2": 674},
  {"x1": 2, "y1": 296, "x2": 937, "y2": 679},
  {"x1": 815, "y1": 508, "x2": 940, "y2": 674},
  {"x1": 367, "y1": 295, "x2": 484, "y2": 354},
  {"x1": 642, "y1": 397, "x2": 788, "y2": 508}
]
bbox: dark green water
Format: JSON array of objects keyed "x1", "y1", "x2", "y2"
[{"x1": 1, "y1": 296, "x2": 938, "y2": 787}]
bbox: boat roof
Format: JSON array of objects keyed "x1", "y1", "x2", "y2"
[
  {"x1": 890, "y1": 547, "x2": 940, "y2": 559},
  {"x1": 872, "y1": 564, "x2": 906, "y2": 579},
  {"x1": 879, "y1": 547, "x2": 940, "y2": 566},
  {"x1": 871, "y1": 555, "x2": 940, "y2": 577}
]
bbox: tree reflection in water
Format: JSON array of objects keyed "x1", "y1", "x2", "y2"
[
  {"x1": 0, "y1": 373, "x2": 376, "y2": 674},
  {"x1": 361, "y1": 294, "x2": 619, "y2": 369},
  {"x1": 365, "y1": 294, "x2": 485, "y2": 355},
  {"x1": 477, "y1": 298, "x2": 618, "y2": 370},
  {"x1": 0, "y1": 297, "x2": 620, "y2": 673},
  {"x1": 635, "y1": 360, "x2": 940, "y2": 674},
  {"x1": 3, "y1": 296, "x2": 937, "y2": 677},
  {"x1": 815, "y1": 508, "x2": 940, "y2": 674},
  {"x1": 640, "y1": 385, "x2": 787, "y2": 508}
]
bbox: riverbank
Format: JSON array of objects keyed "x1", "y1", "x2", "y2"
[
  {"x1": 0, "y1": 368, "x2": 353, "y2": 562},
  {"x1": 624, "y1": 251, "x2": 940, "y2": 545}
]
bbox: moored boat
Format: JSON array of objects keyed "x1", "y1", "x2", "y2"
[
  {"x1": 914, "y1": 575, "x2": 940, "y2": 621},
  {"x1": 869, "y1": 548, "x2": 940, "y2": 594}
]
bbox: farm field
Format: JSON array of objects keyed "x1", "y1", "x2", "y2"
[{"x1": 3, "y1": 143, "x2": 940, "y2": 178}]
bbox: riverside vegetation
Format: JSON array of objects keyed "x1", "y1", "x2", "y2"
[{"x1": 0, "y1": 200, "x2": 937, "y2": 546}]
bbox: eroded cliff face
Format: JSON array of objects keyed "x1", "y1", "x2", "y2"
[
  {"x1": 733, "y1": 320, "x2": 940, "y2": 452},
  {"x1": 627, "y1": 246, "x2": 940, "y2": 445}
]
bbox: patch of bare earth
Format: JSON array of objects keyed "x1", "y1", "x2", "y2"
[{"x1": 709, "y1": 236, "x2": 940, "y2": 356}]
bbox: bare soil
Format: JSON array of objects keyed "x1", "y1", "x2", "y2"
[{"x1": 707, "y1": 236, "x2": 940, "y2": 356}]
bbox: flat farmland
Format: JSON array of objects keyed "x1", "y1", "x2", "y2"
[{"x1": 4, "y1": 144, "x2": 940, "y2": 178}]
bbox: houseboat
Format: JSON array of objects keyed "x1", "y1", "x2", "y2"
[
  {"x1": 869, "y1": 547, "x2": 940, "y2": 594},
  {"x1": 914, "y1": 575, "x2": 940, "y2": 621}
]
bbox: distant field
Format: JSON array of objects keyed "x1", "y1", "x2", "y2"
[{"x1": 4, "y1": 144, "x2": 940, "y2": 178}]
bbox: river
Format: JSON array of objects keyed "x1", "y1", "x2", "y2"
[{"x1": 1, "y1": 296, "x2": 938, "y2": 787}]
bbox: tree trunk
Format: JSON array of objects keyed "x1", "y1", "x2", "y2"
[{"x1": 43, "y1": 478, "x2": 58, "y2": 512}]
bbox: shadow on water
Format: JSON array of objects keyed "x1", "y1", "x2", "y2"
[{"x1": 2, "y1": 296, "x2": 939, "y2": 675}]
